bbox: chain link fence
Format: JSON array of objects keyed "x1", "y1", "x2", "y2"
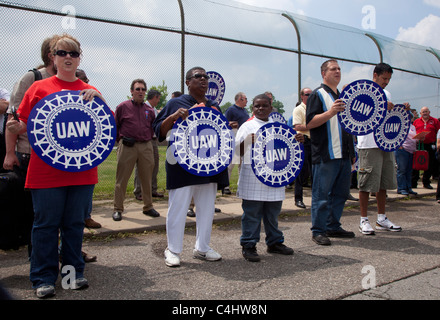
[{"x1": 1, "y1": 0, "x2": 440, "y2": 200}]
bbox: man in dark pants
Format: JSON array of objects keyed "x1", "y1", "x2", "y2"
[
  {"x1": 413, "y1": 106, "x2": 440, "y2": 189},
  {"x1": 306, "y1": 60, "x2": 355, "y2": 246},
  {"x1": 292, "y1": 87, "x2": 312, "y2": 209}
]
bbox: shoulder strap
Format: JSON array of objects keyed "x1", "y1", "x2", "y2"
[{"x1": 29, "y1": 68, "x2": 42, "y2": 81}]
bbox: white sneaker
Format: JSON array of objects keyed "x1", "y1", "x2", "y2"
[
  {"x1": 376, "y1": 217, "x2": 402, "y2": 232},
  {"x1": 164, "y1": 248, "x2": 180, "y2": 267},
  {"x1": 71, "y1": 277, "x2": 89, "y2": 290},
  {"x1": 193, "y1": 248, "x2": 222, "y2": 261},
  {"x1": 359, "y1": 219, "x2": 375, "y2": 235},
  {"x1": 36, "y1": 285, "x2": 55, "y2": 299}
]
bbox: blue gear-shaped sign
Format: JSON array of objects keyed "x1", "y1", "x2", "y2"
[
  {"x1": 252, "y1": 122, "x2": 304, "y2": 187},
  {"x1": 206, "y1": 71, "x2": 225, "y2": 105},
  {"x1": 27, "y1": 90, "x2": 116, "y2": 172},
  {"x1": 374, "y1": 104, "x2": 411, "y2": 152},
  {"x1": 338, "y1": 79, "x2": 387, "y2": 136},
  {"x1": 171, "y1": 107, "x2": 234, "y2": 176},
  {"x1": 269, "y1": 112, "x2": 286, "y2": 124}
]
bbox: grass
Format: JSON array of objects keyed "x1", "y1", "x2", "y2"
[{"x1": 93, "y1": 145, "x2": 239, "y2": 200}]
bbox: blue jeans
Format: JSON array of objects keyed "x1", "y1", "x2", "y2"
[
  {"x1": 311, "y1": 159, "x2": 351, "y2": 236},
  {"x1": 30, "y1": 185, "x2": 94, "y2": 289},
  {"x1": 394, "y1": 149, "x2": 413, "y2": 193},
  {"x1": 240, "y1": 200, "x2": 283, "y2": 248}
]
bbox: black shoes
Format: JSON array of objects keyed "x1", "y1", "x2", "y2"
[
  {"x1": 112, "y1": 211, "x2": 122, "y2": 221},
  {"x1": 242, "y1": 243, "x2": 294, "y2": 262},
  {"x1": 326, "y1": 228, "x2": 355, "y2": 238},
  {"x1": 295, "y1": 200, "x2": 306, "y2": 209},
  {"x1": 187, "y1": 208, "x2": 196, "y2": 217},
  {"x1": 114, "y1": 209, "x2": 160, "y2": 221},
  {"x1": 267, "y1": 243, "x2": 294, "y2": 255},
  {"x1": 424, "y1": 184, "x2": 433, "y2": 189},
  {"x1": 242, "y1": 246, "x2": 260, "y2": 262},
  {"x1": 313, "y1": 228, "x2": 355, "y2": 245},
  {"x1": 143, "y1": 208, "x2": 160, "y2": 217},
  {"x1": 312, "y1": 234, "x2": 331, "y2": 245}
]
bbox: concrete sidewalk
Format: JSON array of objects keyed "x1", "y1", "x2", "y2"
[{"x1": 85, "y1": 183, "x2": 437, "y2": 237}]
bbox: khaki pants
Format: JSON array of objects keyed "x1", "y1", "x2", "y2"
[{"x1": 114, "y1": 140, "x2": 154, "y2": 212}]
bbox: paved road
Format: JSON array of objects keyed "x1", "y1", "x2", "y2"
[{"x1": 1, "y1": 188, "x2": 440, "y2": 308}]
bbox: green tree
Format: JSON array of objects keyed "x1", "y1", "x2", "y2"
[
  {"x1": 247, "y1": 94, "x2": 285, "y2": 115},
  {"x1": 220, "y1": 101, "x2": 232, "y2": 113},
  {"x1": 149, "y1": 80, "x2": 168, "y2": 110}
]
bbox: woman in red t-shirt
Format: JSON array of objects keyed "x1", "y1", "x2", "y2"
[{"x1": 6, "y1": 34, "x2": 104, "y2": 299}]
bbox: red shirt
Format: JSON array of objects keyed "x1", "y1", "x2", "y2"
[
  {"x1": 18, "y1": 76, "x2": 99, "y2": 189},
  {"x1": 114, "y1": 100, "x2": 156, "y2": 142},
  {"x1": 413, "y1": 116, "x2": 440, "y2": 144}
]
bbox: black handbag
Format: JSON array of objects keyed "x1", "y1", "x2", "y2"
[{"x1": 122, "y1": 136, "x2": 136, "y2": 147}]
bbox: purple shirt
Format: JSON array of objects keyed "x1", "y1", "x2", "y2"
[
  {"x1": 115, "y1": 99, "x2": 156, "y2": 142},
  {"x1": 402, "y1": 124, "x2": 417, "y2": 154}
]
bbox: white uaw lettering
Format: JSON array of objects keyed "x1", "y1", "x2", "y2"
[
  {"x1": 207, "y1": 88, "x2": 218, "y2": 96},
  {"x1": 352, "y1": 100, "x2": 373, "y2": 117},
  {"x1": 56, "y1": 121, "x2": 91, "y2": 139},
  {"x1": 191, "y1": 134, "x2": 217, "y2": 149},
  {"x1": 266, "y1": 148, "x2": 288, "y2": 162},
  {"x1": 384, "y1": 123, "x2": 400, "y2": 133}
]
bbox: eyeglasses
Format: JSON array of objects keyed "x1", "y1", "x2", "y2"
[
  {"x1": 54, "y1": 50, "x2": 80, "y2": 58},
  {"x1": 188, "y1": 74, "x2": 210, "y2": 80},
  {"x1": 135, "y1": 87, "x2": 146, "y2": 91}
]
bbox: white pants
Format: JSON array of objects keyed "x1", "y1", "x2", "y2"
[{"x1": 167, "y1": 183, "x2": 217, "y2": 254}]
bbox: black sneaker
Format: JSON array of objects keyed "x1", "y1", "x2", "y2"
[
  {"x1": 312, "y1": 234, "x2": 331, "y2": 245},
  {"x1": 267, "y1": 243, "x2": 294, "y2": 255},
  {"x1": 242, "y1": 246, "x2": 260, "y2": 262},
  {"x1": 187, "y1": 208, "x2": 196, "y2": 217},
  {"x1": 326, "y1": 228, "x2": 355, "y2": 238}
]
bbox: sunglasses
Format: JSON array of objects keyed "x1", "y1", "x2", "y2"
[
  {"x1": 54, "y1": 50, "x2": 80, "y2": 58},
  {"x1": 135, "y1": 87, "x2": 146, "y2": 91},
  {"x1": 189, "y1": 74, "x2": 210, "y2": 80}
]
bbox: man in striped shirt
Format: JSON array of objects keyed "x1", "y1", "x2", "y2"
[{"x1": 306, "y1": 59, "x2": 355, "y2": 245}]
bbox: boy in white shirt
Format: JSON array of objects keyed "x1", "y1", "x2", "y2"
[{"x1": 235, "y1": 94, "x2": 301, "y2": 262}]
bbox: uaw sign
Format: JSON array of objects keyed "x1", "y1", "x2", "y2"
[
  {"x1": 171, "y1": 106, "x2": 234, "y2": 176},
  {"x1": 27, "y1": 90, "x2": 116, "y2": 172},
  {"x1": 252, "y1": 122, "x2": 304, "y2": 187},
  {"x1": 339, "y1": 79, "x2": 388, "y2": 136},
  {"x1": 269, "y1": 112, "x2": 286, "y2": 124},
  {"x1": 206, "y1": 71, "x2": 225, "y2": 106},
  {"x1": 374, "y1": 104, "x2": 411, "y2": 152}
]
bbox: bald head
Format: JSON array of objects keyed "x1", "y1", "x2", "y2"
[{"x1": 420, "y1": 107, "x2": 430, "y2": 120}]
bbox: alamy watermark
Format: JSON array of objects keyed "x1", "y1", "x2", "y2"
[
  {"x1": 61, "y1": 265, "x2": 77, "y2": 289},
  {"x1": 362, "y1": 5, "x2": 376, "y2": 30},
  {"x1": 61, "y1": 5, "x2": 76, "y2": 30},
  {"x1": 361, "y1": 265, "x2": 377, "y2": 289}
]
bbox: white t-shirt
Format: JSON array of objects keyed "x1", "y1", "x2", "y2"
[
  {"x1": 235, "y1": 117, "x2": 285, "y2": 202},
  {"x1": 357, "y1": 89, "x2": 391, "y2": 149},
  {"x1": 0, "y1": 88, "x2": 10, "y2": 133}
]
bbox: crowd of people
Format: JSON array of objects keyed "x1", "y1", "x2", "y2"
[{"x1": 1, "y1": 33, "x2": 439, "y2": 299}]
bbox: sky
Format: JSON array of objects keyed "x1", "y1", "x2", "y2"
[
  {"x1": 2, "y1": 0, "x2": 440, "y2": 117},
  {"x1": 236, "y1": 0, "x2": 440, "y2": 46},
  {"x1": 233, "y1": 0, "x2": 440, "y2": 115}
]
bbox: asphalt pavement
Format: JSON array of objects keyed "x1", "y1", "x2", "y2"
[{"x1": 1, "y1": 183, "x2": 440, "y2": 306}]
